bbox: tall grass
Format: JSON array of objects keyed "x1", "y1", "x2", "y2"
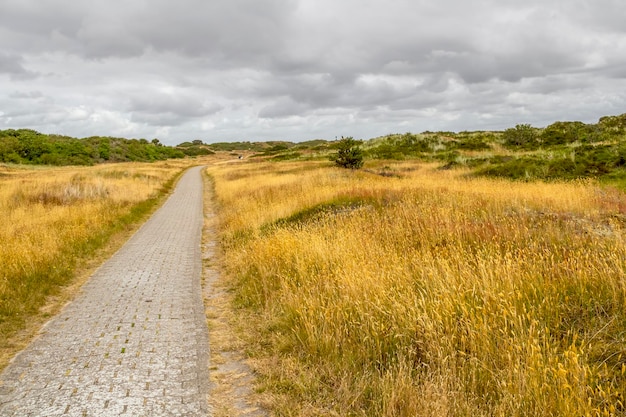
[
  {"x1": 208, "y1": 160, "x2": 626, "y2": 416},
  {"x1": 0, "y1": 161, "x2": 192, "y2": 364}
]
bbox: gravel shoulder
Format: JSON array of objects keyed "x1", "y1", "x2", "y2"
[{"x1": 202, "y1": 171, "x2": 269, "y2": 417}]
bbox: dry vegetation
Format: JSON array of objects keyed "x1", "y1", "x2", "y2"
[
  {"x1": 207, "y1": 159, "x2": 626, "y2": 416},
  {"x1": 202, "y1": 169, "x2": 269, "y2": 417},
  {"x1": 0, "y1": 160, "x2": 194, "y2": 369}
]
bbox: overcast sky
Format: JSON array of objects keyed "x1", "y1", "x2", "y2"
[{"x1": 1, "y1": 0, "x2": 625, "y2": 145}]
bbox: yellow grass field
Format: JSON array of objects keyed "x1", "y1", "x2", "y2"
[
  {"x1": 0, "y1": 160, "x2": 194, "y2": 368},
  {"x1": 207, "y1": 159, "x2": 626, "y2": 416}
]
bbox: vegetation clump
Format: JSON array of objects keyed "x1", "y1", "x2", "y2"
[
  {"x1": 333, "y1": 137, "x2": 364, "y2": 169},
  {"x1": 502, "y1": 123, "x2": 540, "y2": 149},
  {"x1": 0, "y1": 129, "x2": 185, "y2": 165},
  {"x1": 176, "y1": 140, "x2": 215, "y2": 157},
  {"x1": 357, "y1": 113, "x2": 626, "y2": 185}
]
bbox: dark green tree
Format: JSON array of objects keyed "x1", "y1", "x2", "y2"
[
  {"x1": 502, "y1": 124, "x2": 539, "y2": 149},
  {"x1": 540, "y1": 121, "x2": 586, "y2": 146},
  {"x1": 334, "y1": 137, "x2": 364, "y2": 169}
]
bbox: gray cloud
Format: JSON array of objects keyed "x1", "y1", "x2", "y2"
[
  {"x1": 0, "y1": 52, "x2": 38, "y2": 79},
  {"x1": 0, "y1": 53, "x2": 27, "y2": 74},
  {"x1": 128, "y1": 92, "x2": 223, "y2": 126},
  {"x1": 0, "y1": 0, "x2": 625, "y2": 144},
  {"x1": 9, "y1": 90, "x2": 44, "y2": 99},
  {"x1": 129, "y1": 92, "x2": 222, "y2": 116},
  {"x1": 259, "y1": 96, "x2": 310, "y2": 118}
]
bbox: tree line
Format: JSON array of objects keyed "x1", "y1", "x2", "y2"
[{"x1": 0, "y1": 129, "x2": 185, "y2": 165}]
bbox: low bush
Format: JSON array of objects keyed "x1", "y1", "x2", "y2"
[{"x1": 333, "y1": 137, "x2": 364, "y2": 169}]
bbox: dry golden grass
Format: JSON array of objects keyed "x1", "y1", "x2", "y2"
[
  {"x1": 207, "y1": 160, "x2": 626, "y2": 416},
  {"x1": 0, "y1": 160, "x2": 197, "y2": 369}
]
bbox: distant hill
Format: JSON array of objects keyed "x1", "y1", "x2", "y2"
[
  {"x1": 196, "y1": 113, "x2": 626, "y2": 183},
  {"x1": 358, "y1": 113, "x2": 626, "y2": 182},
  {"x1": 4, "y1": 113, "x2": 626, "y2": 178},
  {"x1": 0, "y1": 129, "x2": 185, "y2": 165}
]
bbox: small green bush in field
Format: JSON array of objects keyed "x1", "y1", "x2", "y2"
[
  {"x1": 333, "y1": 137, "x2": 364, "y2": 169},
  {"x1": 502, "y1": 124, "x2": 540, "y2": 149}
]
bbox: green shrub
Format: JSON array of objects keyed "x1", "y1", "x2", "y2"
[
  {"x1": 180, "y1": 146, "x2": 214, "y2": 157},
  {"x1": 333, "y1": 137, "x2": 364, "y2": 169},
  {"x1": 502, "y1": 124, "x2": 540, "y2": 149},
  {"x1": 540, "y1": 121, "x2": 586, "y2": 146},
  {"x1": 271, "y1": 152, "x2": 302, "y2": 161}
]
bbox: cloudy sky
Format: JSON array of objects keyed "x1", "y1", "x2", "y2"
[{"x1": 1, "y1": 0, "x2": 625, "y2": 145}]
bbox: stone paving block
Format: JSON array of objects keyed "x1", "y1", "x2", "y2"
[{"x1": 0, "y1": 166, "x2": 211, "y2": 416}]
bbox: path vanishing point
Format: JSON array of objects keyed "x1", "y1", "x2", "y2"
[{"x1": 0, "y1": 166, "x2": 211, "y2": 416}]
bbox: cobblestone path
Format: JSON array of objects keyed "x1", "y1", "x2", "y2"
[{"x1": 0, "y1": 166, "x2": 211, "y2": 416}]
